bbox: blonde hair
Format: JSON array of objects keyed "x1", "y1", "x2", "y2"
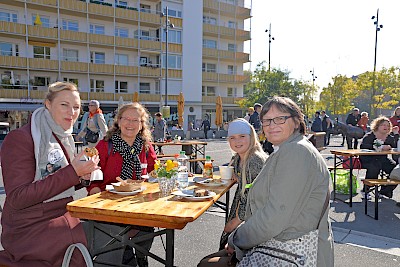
[
  {"x1": 371, "y1": 116, "x2": 392, "y2": 133},
  {"x1": 105, "y1": 102, "x2": 153, "y2": 149},
  {"x1": 229, "y1": 119, "x2": 265, "y2": 196},
  {"x1": 45, "y1": 81, "x2": 79, "y2": 103}
]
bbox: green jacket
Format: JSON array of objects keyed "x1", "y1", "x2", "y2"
[{"x1": 229, "y1": 133, "x2": 334, "y2": 266}]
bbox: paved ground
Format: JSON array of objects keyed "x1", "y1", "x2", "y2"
[{"x1": 0, "y1": 134, "x2": 400, "y2": 266}]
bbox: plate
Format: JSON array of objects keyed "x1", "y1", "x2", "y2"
[
  {"x1": 193, "y1": 177, "x2": 228, "y2": 186},
  {"x1": 141, "y1": 174, "x2": 149, "y2": 179},
  {"x1": 106, "y1": 185, "x2": 146, "y2": 195},
  {"x1": 172, "y1": 190, "x2": 216, "y2": 201}
]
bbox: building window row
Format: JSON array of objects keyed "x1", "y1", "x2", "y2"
[
  {"x1": 202, "y1": 39, "x2": 237, "y2": 52},
  {"x1": 202, "y1": 63, "x2": 238, "y2": 75}
]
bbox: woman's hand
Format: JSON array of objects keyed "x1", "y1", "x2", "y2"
[
  {"x1": 224, "y1": 216, "x2": 242, "y2": 234},
  {"x1": 225, "y1": 243, "x2": 235, "y2": 256},
  {"x1": 71, "y1": 150, "x2": 100, "y2": 177},
  {"x1": 393, "y1": 126, "x2": 399, "y2": 135},
  {"x1": 382, "y1": 145, "x2": 392, "y2": 151},
  {"x1": 231, "y1": 173, "x2": 239, "y2": 183}
]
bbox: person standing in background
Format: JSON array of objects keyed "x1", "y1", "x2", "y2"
[
  {"x1": 346, "y1": 108, "x2": 361, "y2": 149},
  {"x1": 243, "y1": 107, "x2": 254, "y2": 122},
  {"x1": 249, "y1": 103, "x2": 262, "y2": 132},
  {"x1": 321, "y1": 110, "x2": 332, "y2": 146},
  {"x1": 357, "y1": 111, "x2": 369, "y2": 133},
  {"x1": 389, "y1": 107, "x2": 400, "y2": 127},
  {"x1": 153, "y1": 112, "x2": 166, "y2": 153},
  {"x1": 77, "y1": 100, "x2": 108, "y2": 147},
  {"x1": 311, "y1": 111, "x2": 323, "y2": 132},
  {"x1": 201, "y1": 115, "x2": 211, "y2": 139}
]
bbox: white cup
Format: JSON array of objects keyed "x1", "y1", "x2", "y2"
[{"x1": 219, "y1": 166, "x2": 234, "y2": 180}]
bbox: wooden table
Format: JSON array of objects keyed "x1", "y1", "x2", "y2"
[
  {"x1": 67, "y1": 175, "x2": 235, "y2": 267},
  {"x1": 153, "y1": 140, "x2": 208, "y2": 172},
  {"x1": 330, "y1": 149, "x2": 400, "y2": 207}
]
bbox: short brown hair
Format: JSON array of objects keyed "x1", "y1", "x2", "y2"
[
  {"x1": 45, "y1": 81, "x2": 79, "y2": 103},
  {"x1": 370, "y1": 116, "x2": 392, "y2": 133}
]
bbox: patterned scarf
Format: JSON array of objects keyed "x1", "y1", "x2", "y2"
[
  {"x1": 111, "y1": 133, "x2": 143, "y2": 180},
  {"x1": 89, "y1": 108, "x2": 102, "y2": 118},
  {"x1": 31, "y1": 107, "x2": 75, "y2": 202}
]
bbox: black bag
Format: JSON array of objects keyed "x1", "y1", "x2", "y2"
[{"x1": 85, "y1": 128, "x2": 99, "y2": 143}]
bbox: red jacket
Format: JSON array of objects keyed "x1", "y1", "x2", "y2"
[
  {"x1": 390, "y1": 116, "x2": 400, "y2": 127},
  {"x1": 0, "y1": 122, "x2": 87, "y2": 266},
  {"x1": 87, "y1": 139, "x2": 157, "y2": 192}
]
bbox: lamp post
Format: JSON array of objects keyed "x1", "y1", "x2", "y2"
[
  {"x1": 371, "y1": 9, "x2": 383, "y2": 117},
  {"x1": 161, "y1": 6, "x2": 174, "y2": 118},
  {"x1": 265, "y1": 23, "x2": 274, "y2": 71},
  {"x1": 310, "y1": 68, "x2": 317, "y2": 88}
]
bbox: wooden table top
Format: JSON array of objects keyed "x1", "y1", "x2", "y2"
[
  {"x1": 67, "y1": 175, "x2": 234, "y2": 230},
  {"x1": 330, "y1": 149, "x2": 400, "y2": 156},
  {"x1": 152, "y1": 140, "x2": 207, "y2": 146}
]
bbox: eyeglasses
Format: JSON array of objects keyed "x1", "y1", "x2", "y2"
[
  {"x1": 88, "y1": 104, "x2": 96, "y2": 107},
  {"x1": 261, "y1": 116, "x2": 293, "y2": 126},
  {"x1": 120, "y1": 117, "x2": 141, "y2": 124}
]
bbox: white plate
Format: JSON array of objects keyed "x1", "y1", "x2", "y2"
[
  {"x1": 106, "y1": 186, "x2": 146, "y2": 195},
  {"x1": 141, "y1": 174, "x2": 149, "y2": 179},
  {"x1": 172, "y1": 190, "x2": 216, "y2": 201},
  {"x1": 193, "y1": 177, "x2": 228, "y2": 187}
]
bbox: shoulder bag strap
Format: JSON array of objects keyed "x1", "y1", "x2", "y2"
[
  {"x1": 52, "y1": 132, "x2": 71, "y2": 164},
  {"x1": 318, "y1": 192, "x2": 330, "y2": 228}
]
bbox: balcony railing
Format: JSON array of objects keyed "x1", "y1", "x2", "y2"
[
  {"x1": 203, "y1": 48, "x2": 250, "y2": 62},
  {"x1": 202, "y1": 72, "x2": 250, "y2": 83}
]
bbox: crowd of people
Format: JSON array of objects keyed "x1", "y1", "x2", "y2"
[{"x1": 1, "y1": 80, "x2": 399, "y2": 266}]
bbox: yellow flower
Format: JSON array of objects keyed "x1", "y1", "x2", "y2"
[
  {"x1": 165, "y1": 160, "x2": 174, "y2": 171},
  {"x1": 154, "y1": 160, "x2": 161, "y2": 170}
]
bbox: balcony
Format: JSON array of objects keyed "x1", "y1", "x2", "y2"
[
  {"x1": 0, "y1": 21, "x2": 26, "y2": 35},
  {"x1": 203, "y1": 24, "x2": 250, "y2": 41},
  {"x1": 59, "y1": 0, "x2": 87, "y2": 13},
  {"x1": 89, "y1": 34, "x2": 114, "y2": 46},
  {"x1": 203, "y1": 48, "x2": 250, "y2": 63},
  {"x1": 28, "y1": 25, "x2": 58, "y2": 39},
  {"x1": 115, "y1": 65, "x2": 138, "y2": 76},
  {"x1": 29, "y1": 0, "x2": 57, "y2": 6},
  {"x1": 162, "y1": 69, "x2": 182, "y2": 79},
  {"x1": 0, "y1": 56, "x2": 27, "y2": 68},
  {"x1": 202, "y1": 95, "x2": 243, "y2": 104},
  {"x1": 162, "y1": 43, "x2": 182, "y2": 54},
  {"x1": 89, "y1": 63, "x2": 114, "y2": 74},
  {"x1": 203, "y1": 0, "x2": 251, "y2": 19},
  {"x1": 88, "y1": 2, "x2": 114, "y2": 17},
  {"x1": 202, "y1": 72, "x2": 250, "y2": 83},
  {"x1": 29, "y1": 58, "x2": 58, "y2": 70},
  {"x1": 61, "y1": 61, "x2": 88, "y2": 72},
  {"x1": 60, "y1": 30, "x2": 87, "y2": 42}
]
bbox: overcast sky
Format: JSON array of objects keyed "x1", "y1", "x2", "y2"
[{"x1": 245, "y1": 0, "x2": 399, "y2": 89}]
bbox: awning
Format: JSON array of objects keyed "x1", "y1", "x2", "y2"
[{"x1": 0, "y1": 103, "x2": 43, "y2": 111}]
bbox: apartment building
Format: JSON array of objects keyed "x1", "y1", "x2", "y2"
[{"x1": 0, "y1": 0, "x2": 251, "y2": 130}]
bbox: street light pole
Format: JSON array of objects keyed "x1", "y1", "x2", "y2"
[
  {"x1": 265, "y1": 23, "x2": 274, "y2": 71},
  {"x1": 310, "y1": 68, "x2": 317, "y2": 88},
  {"x1": 371, "y1": 9, "x2": 383, "y2": 116},
  {"x1": 161, "y1": 6, "x2": 174, "y2": 117}
]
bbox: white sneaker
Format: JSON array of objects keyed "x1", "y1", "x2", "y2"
[{"x1": 361, "y1": 192, "x2": 371, "y2": 200}]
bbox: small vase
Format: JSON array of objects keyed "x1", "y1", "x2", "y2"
[
  {"x1": 374, "y1": 145, "x2": 382, "y2": 152},
  {"x1": 158, "y1": 177, "x2": 176, "y2": 197}
]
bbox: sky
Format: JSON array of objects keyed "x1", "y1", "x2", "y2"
[{"x1": 245, "y1": 0, "x2": 400, "y2": 89}]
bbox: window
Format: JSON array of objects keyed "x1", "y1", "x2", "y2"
[
  {"x1": 115, "y1": 0, "x2": 127, "y2": 7},
  {"x1": 0, "y1": 43, "x2": 13, "y2": 56},
  {"x1": 90, "y1": 79, "x2": 104, "y2": 92},
  {"x1": 228, "y1": 21, "x2": 236, "y2": 29},
  {"x1": 33, "y1": 46, "x2": 50, "y2": 59},
  {"x1": 63, "y1": 77, "x2": 79, "y2": 86},
  {"x1": 202, "y1": 63, "x2": 216, "y2": 73},
  {"x1": 63, "y1": 49, "x2": 78, "y2": 61},
  {"x1": 134, "y1": 30, "x2": 150, "y2": 40},
  {"x1": 203, "y1": 39, "x2": 217, "y2": 49},
  {"x1": 155, "y1": 80, "x2": 160, "y2": 94},
  {"x1": 140, "y1": 4, "x2": 151, "y2": 13},
  {"x1": 227, "y1": 87, "x2": 236, "y2": 97},
  {"x1": 139, "y1": 83, "x2": 150, "y2": 94},
  {"x1": 162, "y1": 29, "x2": 182, "y2": 44},
  {"x1": 62, "y1": 20, "x2": 79, "y2": 31},
  {"x1": 115, "y1": 27, "x2": 128, "y2": 38},
  {"x1": 162, "y1": 54, "x2": 182, "y2": 69},
  {"x1": 32, "y1": 15, "x2": 50, "y2": 28},
  {"x1": 228, "y1": 65, "x2": 237, "y2": 75},
  {"x1": 163, "y1": 8, "x2": 182, "y2": 18},
  {"x1": 115, "y1": 81, "x2": 128, "y2": 93},
  {"x1": 202, "y1": 86, "x2": 216, "y2": 96},
  {"x1": 115, "y1": 53, "x2": 128, "y2": 65},
  {"x1": 228, "y1": 43, "x2": 236, "y2": 52},
  {"x1": 139, "y1": 57, "x2": 148, "y2": 66},
  {"x1": 90, "y1": 51, "x2": 105, "y2": 64},
  {"x1": 90, "y1": 24, "x2": 105, "y2": 35},
  {"x1": 33, "y1": 76, "x2": 50, "y2": 86},
  {"x1": 0, "y1": 11, "x2": 17, "y2": 22},
  {"x1": 203, "y1": 16, "x2": 217, "y2": 25}
]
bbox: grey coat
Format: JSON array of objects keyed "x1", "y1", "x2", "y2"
[{"x1": 229, "y1": 133, "x2": 334, "y2": 266}]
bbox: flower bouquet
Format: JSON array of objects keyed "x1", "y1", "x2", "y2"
[
  {"x1": 373, "y1": 139, "x2": 384, "y2": 152},
  {"x1": 154, "y1": 158, "x2": 179, "y2": 197}
]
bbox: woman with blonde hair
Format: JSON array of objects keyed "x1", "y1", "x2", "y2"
[{"x1": 198, "y1": 118, "x2": 268, "y2": 266}]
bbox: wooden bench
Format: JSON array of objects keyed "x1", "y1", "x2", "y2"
[{"x1": 362, "y1": 179, "x2": 400, "y2": 220}]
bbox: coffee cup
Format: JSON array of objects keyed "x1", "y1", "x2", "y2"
[{"x1": 219, "y1": 166, "x2": 234, "y2": 180}]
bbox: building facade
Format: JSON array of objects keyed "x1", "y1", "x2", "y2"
[{"x1": 0, "y1": 0, "x2": 251, "y2": 130}]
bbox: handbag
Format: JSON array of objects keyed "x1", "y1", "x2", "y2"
[
  {"x1": 85, "y1": 128, "x2": 99, "y2": 143},
  {"x1": 62, "y1": 243, "x2": 93, "y2": 267},
  {"x1": 342, "y1": 156, "x2": 362, "y2": 169},
  {"x1": 237, "y1": 193, "x2": 330, "y2": 267}
]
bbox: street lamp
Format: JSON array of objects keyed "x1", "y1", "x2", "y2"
[
  {"x1": 310, "y1": 68, "x2": 317, "y2": 88},
  {"x1": 371, "y1": 8, "x2": 383, "y2": 116},
  {"x1": 161, "y1": 6, "x2": 174, "y2": 118},
  {"x1": 265, "y1": 23, "x2": 275, "y2": 71}
]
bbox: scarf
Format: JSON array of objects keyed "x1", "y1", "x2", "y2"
[
  {"x1": 111, "y1": 133, "x2": 144, "y2": 180},
  {"x1": 89, "y1": 108, "x2": 102, "y2": 118},
  {"x1": 31, "y1": 107, "x2": 76, "y2": 202}
]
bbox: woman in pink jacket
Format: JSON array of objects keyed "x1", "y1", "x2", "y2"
[{"x1": 0, "y1": 82, "x2": 99, "y2": 266}]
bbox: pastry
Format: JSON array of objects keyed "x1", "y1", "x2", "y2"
[
  {"x1": 113, "y1": 177, "x2": 143, "y2": 192},
  {"x1": 194, "y1": 189, "x2": 209, "y2": 197},
  {"x1": 84, "y1": 147, "x2": 98, "y2": 158}
]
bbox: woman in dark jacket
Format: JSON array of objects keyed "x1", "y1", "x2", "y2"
[{"x1": 360, "y1": 116, "x2": 399, "y2": 198}]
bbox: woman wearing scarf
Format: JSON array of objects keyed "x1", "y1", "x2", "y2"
[
  {"x1": 87, "y1": 102, "x2": 157, "y2": 267},
  {"x1": 78, "y1": 99, "x2": 108, "y2": 147},
  {"x1": 0, "y1": 82, "x2": 100, "y2": 266}
]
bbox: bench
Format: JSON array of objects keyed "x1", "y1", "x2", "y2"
[{"x1": 362, "y1": 179, "x2": 400, "y2": 220}]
